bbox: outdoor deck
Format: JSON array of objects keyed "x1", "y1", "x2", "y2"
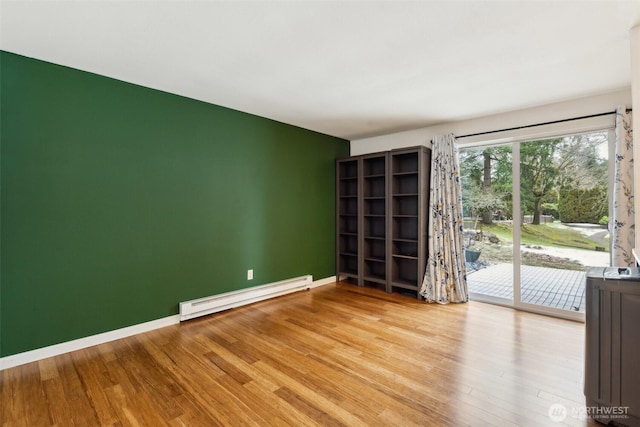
[{"x1": 467, "y1": 263, "x2": 586, "y2": 312}]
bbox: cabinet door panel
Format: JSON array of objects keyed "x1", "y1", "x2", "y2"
[{"x1": 620, "y1": 293, "x2": 640, "y2": 415}]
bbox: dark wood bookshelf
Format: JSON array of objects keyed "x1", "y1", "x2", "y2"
[{"x1": 336, "y1": 146, "x2": 430, "y2": 298}]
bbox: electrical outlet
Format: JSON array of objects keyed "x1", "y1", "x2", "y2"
[{"x1": 247, "y1": 269, "x2": 253, "y2": 280}]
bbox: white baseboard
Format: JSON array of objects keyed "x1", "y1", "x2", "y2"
[
  {"x1": 309, "y1": 275, "x2": 337, "y2": 288},
  {"x1": 0, "y1": 275, "x2": 337, "y2": 371},
  {"x1": 0, "y1": 315, "x2": 181, "y2": 371}
]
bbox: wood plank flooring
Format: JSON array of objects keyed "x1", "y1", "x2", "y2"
[{"x1": 1, "y1": 281, "x2": 599, "y2": 426}]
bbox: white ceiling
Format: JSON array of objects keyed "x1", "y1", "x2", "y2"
[{"x1": 1, "y1": 1, "x2": 639, "y2": 140}]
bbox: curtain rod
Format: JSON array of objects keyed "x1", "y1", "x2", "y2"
[{"x1": 455, "y1": 108, "x2": 633, "y2": 139}]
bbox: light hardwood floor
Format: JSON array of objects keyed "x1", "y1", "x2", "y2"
[{"x1": 1, "y1": 281, "x2": 599, "y2": 426}]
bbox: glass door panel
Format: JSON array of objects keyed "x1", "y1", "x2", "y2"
[
  {"x1": 518, "y1": 132, "x2": 610, "y2": 314},
  {"x1": 460, "y1": 145, "x2": 514, "y2": 304}
]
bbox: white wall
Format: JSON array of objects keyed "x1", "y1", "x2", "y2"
[
  {"x1": 631, "y1": 25, "x2": 640, "y2": 253},
  {"x1": 350, "y1": 88, "x2": 632, "y2": 154}
]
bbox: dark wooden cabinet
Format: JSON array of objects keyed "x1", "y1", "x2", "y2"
[
  {"x1": 362, "y1": 153, "x2": 389, "y2": 287},
  {"x1": 389, "y1": 147, "x2": 430, "y2": 295},
  {"x1": 336, "y1": 146, "x2": 430, "y2": 298},
  {"x1": 336, "y1": 158, "x2": 360, "y2": 281},
  {"x1": 585, "y1": 267, "x2": 640, "y2": 426}
]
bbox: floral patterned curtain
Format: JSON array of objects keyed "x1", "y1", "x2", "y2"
[
  {"x1": 612, "y1": 106, "x2": 635, "y2": 266},
  {"x1": 420, "y1": 134, "x2": 468, "y2": 303}
]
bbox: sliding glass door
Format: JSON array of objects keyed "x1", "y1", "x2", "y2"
[{"x1": 462, "y1": 131, "x2": 611, "y2": 319}]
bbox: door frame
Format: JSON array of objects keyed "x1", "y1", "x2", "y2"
[{"x1": 463, "y1": 128, "x2": 614, "y2": 322}]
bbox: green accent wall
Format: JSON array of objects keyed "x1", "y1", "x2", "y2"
[{"x1": 0, "y1": 51, "x2": 349, "y2": 357}]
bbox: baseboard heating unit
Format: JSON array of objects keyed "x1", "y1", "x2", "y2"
[{"x1": 179, "y1": 275, "x2": 313, "y2": 321}]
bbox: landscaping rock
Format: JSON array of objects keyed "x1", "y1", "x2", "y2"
[{"x1": 487, "y1": 234, "x2": 500, "y2": 244}]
